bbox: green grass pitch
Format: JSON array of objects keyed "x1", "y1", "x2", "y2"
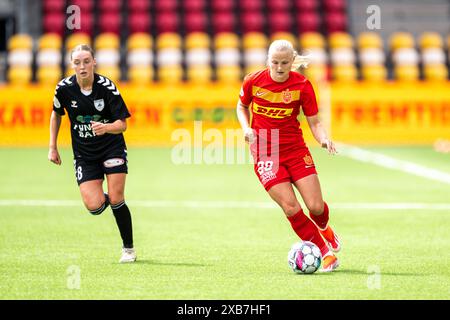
[{"x1": 0, "y1": 146, "x2": 449, "y2": 299}]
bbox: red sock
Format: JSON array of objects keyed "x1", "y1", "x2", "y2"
[
  {"x1": 287, "y1": 209, "x2": 329, "y2": 257},
  {"x1": 309, "y1": 201, "x2": 329, "y2": 230}
]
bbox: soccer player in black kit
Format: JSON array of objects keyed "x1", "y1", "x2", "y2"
[{"x1": 48, "y1": 44, "x2": 136, "y2": 263}]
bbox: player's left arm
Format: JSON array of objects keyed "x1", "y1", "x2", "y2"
[
  {"x1": 306, "y1": 115, "x2": 337, "y2": 155},
  {"x1": 301, "y1": 80, "x2": 337, "y2": 155}
]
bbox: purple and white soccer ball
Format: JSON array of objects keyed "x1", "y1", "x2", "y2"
[{"x1": 288, "y1": 241, "x2": 322, "y2": 274}]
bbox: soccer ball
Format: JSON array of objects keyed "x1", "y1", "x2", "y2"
[{"x1": 287, "y1": 241, "x2": 322, "y2": 274}]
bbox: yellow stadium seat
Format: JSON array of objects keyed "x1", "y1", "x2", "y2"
[
  {"x1": 127, "y1": 33, "x2": 153, "y2": 50},
  {"x1": 8, "y1": 34, "x2": 33, "y2": 51},
  {"x1": 158, "y1": 65, "x2": 183, "y2": 84},
  {"x1": 357, "y1": 32, "x2": 383, "y2": 49},
  {"x1": 38, "y1": 33, "x2": 62, "y2": 50},
  {"x1": 242, "y1": 32, "x2": 268, "y2": 49},
  {"x1": 216, "y1": 65, "x2": 242, "y2": 83},
  {"x1": 244, "y1": 64, "x2": 266, "y2": 75},
  {"x1": 214, "y1": 32, "x2": 240, "y2": 50},
  {"x1": 244, "y1": 49, "x2": 266, "y2": 68},
  {"x1": 95, "y1": 66, "x2": 121, "y2": 82},
  {"x1": 187, "y1": 65, "x2": 212, "y2": 84},
  {"x1": 361, "y1": 65, "x2": 387, "y2": 82},
  {"x1": 299, "y1": 32, "x2": 326, "y2": 49},
  {"x1": 332, "y1": 65, "x2": 357, "y2": 81},
  {"x1": 36, "y1": 49, "x2": 62, "y2": 67},
  {"x1": 419, "y1": 32, "x2": 443, "y2": 49},
  {"x1": 37, "y1": 66, "x2": 62, "y2": 85},
  {"x1": 7, "y1": 66, "x2": 32, "y2": 84},
  {"x1": 329, "y1": 32, "x2": 354, "y2": 49},
  {"x1": 394, "y1": 65, "x2": 419, "y2": 81},
  {"x1": 7, "y1": 49, "x2": 33, "y2": 66},
  {"x1": 270, "y1": 32, "x2": 297, "y2": 48},
  {"x1": 65, "y1": 33, "x2": 92, "y2": 51},
  {"x1": 128, "y1": 66, "x2": 154, "y2": 84},
  {"x1": 94, "y1": 33, "x2": 120, "y2": 50},
  {"x1": 359, "y1": 48, "x2": 385, "y2": 66},
  {"x1": 156, "y1": 32, "x2": 182, "y2": 49},
  {"x1": 185, "y1": 32, "x2": 210, "y2": 50},
  {"x1": 423, "y1": 64, "x2": 448, "y2": 81},
  {"x1": 389, "y1": 32, "x2": 415, "y2": 51},
  {"x1": 303, "y1": 64, "x2": 328, "y2": 83}
]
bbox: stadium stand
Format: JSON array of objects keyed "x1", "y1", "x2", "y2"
[
  {"x1": 7, "y1": 33, "x2": 33, "y2": 84},
  {"x1": 419, "y1": 32, "x2": 448, "y2": 81},
  {"x1": 36, "y1": 33, "x2": 63, "y2": 85},
  {"x1": 185, "y1": 32, "x2": 212, "y2": 83},
  {"x1": 357, "y1": 32, "x2": 387, "y2": 82},
  {"x1": 127, "y1": 33, "x2": 154, "y2": 84},
  {"x1": 390, "y1": 32, "x2": 420, "y2": 81},
  {"x1": 0, "y1": 0, "x2": 449, "y2": 84}
]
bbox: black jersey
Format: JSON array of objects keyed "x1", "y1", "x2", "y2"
[{"x1": 52, "y1": 73, "x2": 131, "y2": 161}]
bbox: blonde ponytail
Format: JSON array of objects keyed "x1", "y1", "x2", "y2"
[{"x1": 291, "y1": 53, "x2": 310, "y2": 71}]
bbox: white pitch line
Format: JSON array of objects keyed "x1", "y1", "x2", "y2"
[
  {"x1": 0, "y1": 200, "x2": 449, "y2": 210},
  {"x1": 337, "y1": 144, "x2": 450, "y2": 185}
]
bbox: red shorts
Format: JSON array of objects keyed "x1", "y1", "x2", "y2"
[{"x1": 251, "y1": 144, "x2": 317, "y2": 191}]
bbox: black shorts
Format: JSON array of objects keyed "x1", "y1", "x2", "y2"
[{"x1": 73, "y1": 153, "x2": 128, "y2": 185}]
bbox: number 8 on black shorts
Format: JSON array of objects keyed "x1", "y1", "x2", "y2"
[{"x1": 73, "y1": 154, "x2": 128, "y2": 185}]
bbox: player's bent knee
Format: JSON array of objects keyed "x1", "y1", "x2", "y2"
[
  {"x1": 86, "y1": 201, "x2": 110, "y2": 215},
  {"x1": 108, "y1": 194, "x2": 124, "y2": 206},
  {"x1": 308, "y1": 202, "x2": 324, "y2": 216},
  {"x1": 281, "y1": 202, "x2": 301, "y2": 217}
]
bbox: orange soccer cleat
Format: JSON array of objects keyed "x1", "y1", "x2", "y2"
[
  {"x1": 320, "y1": 253, "x2": 339, "y2": 272},
  {"x1": 319, "y1": 225, "x2": 341, "y2": 253}
]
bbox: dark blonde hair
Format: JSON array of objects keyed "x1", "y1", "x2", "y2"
[{"x1": 70, "y1": 44, "x2": 95, "y2": 60}]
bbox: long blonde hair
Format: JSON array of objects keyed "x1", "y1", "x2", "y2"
[{"x1": 267, "y1": 39, "x2": 310, "y2": 71}]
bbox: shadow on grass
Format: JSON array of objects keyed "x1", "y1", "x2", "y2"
[
  {"x1": 118, "y1": 259, "x2": 210, "y2": 267},
  {"x1": 333, "y1": 268, "x2": 422, "y2": 276}
]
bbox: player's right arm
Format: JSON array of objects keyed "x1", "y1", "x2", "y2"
[
  {"x1": 48, "y1": 86, "x2": 66, "y2": 165},
  {"x1": 48, "y1": 111, "x2": 62, "y2": 165},
  {"x1": 236, "y1": 101, "x2": 256, "y2": 144},
  {"x1": 237, "y1": 74, "x2": 256, "y2": 144}
]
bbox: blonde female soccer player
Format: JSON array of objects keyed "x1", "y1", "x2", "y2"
[
  {"x1": 48, "y1": 44, "x2": 136, "y2": 263},
  {"x1": 236, "y1": 40, "x2": 340, "y2": 272}
]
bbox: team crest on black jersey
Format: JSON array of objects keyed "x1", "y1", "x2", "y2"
[{"x1": 94, "y1": 99, "x2": 105, "y2": 111}]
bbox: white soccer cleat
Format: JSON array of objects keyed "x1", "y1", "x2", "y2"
[
  {"x1": 320, "y1": 253, "x2": 339, "y2": 272},
  {"x1": 119, "y1": 248, "x2": 137, "y2": 263}
]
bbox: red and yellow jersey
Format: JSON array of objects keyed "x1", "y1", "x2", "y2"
[{"x1": 239, "y1": 68, "x2": 318, "y2": 148}]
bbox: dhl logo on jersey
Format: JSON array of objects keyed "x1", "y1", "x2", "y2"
[
  {"x1": 252, "y1": 86, "x2": 300, "y2": 104},
  {"x1": 252, "y1": 103, "x2": 293, "y2": 119}
]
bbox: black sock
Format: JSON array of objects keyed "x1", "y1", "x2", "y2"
[{"x1": 111, "y1": 201, "x2": 133, "y2": 248}]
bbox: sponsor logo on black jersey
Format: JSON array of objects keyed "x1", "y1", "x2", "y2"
[{"x1": 76, "y1": 115, "x2": 102, "y2": 124}]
